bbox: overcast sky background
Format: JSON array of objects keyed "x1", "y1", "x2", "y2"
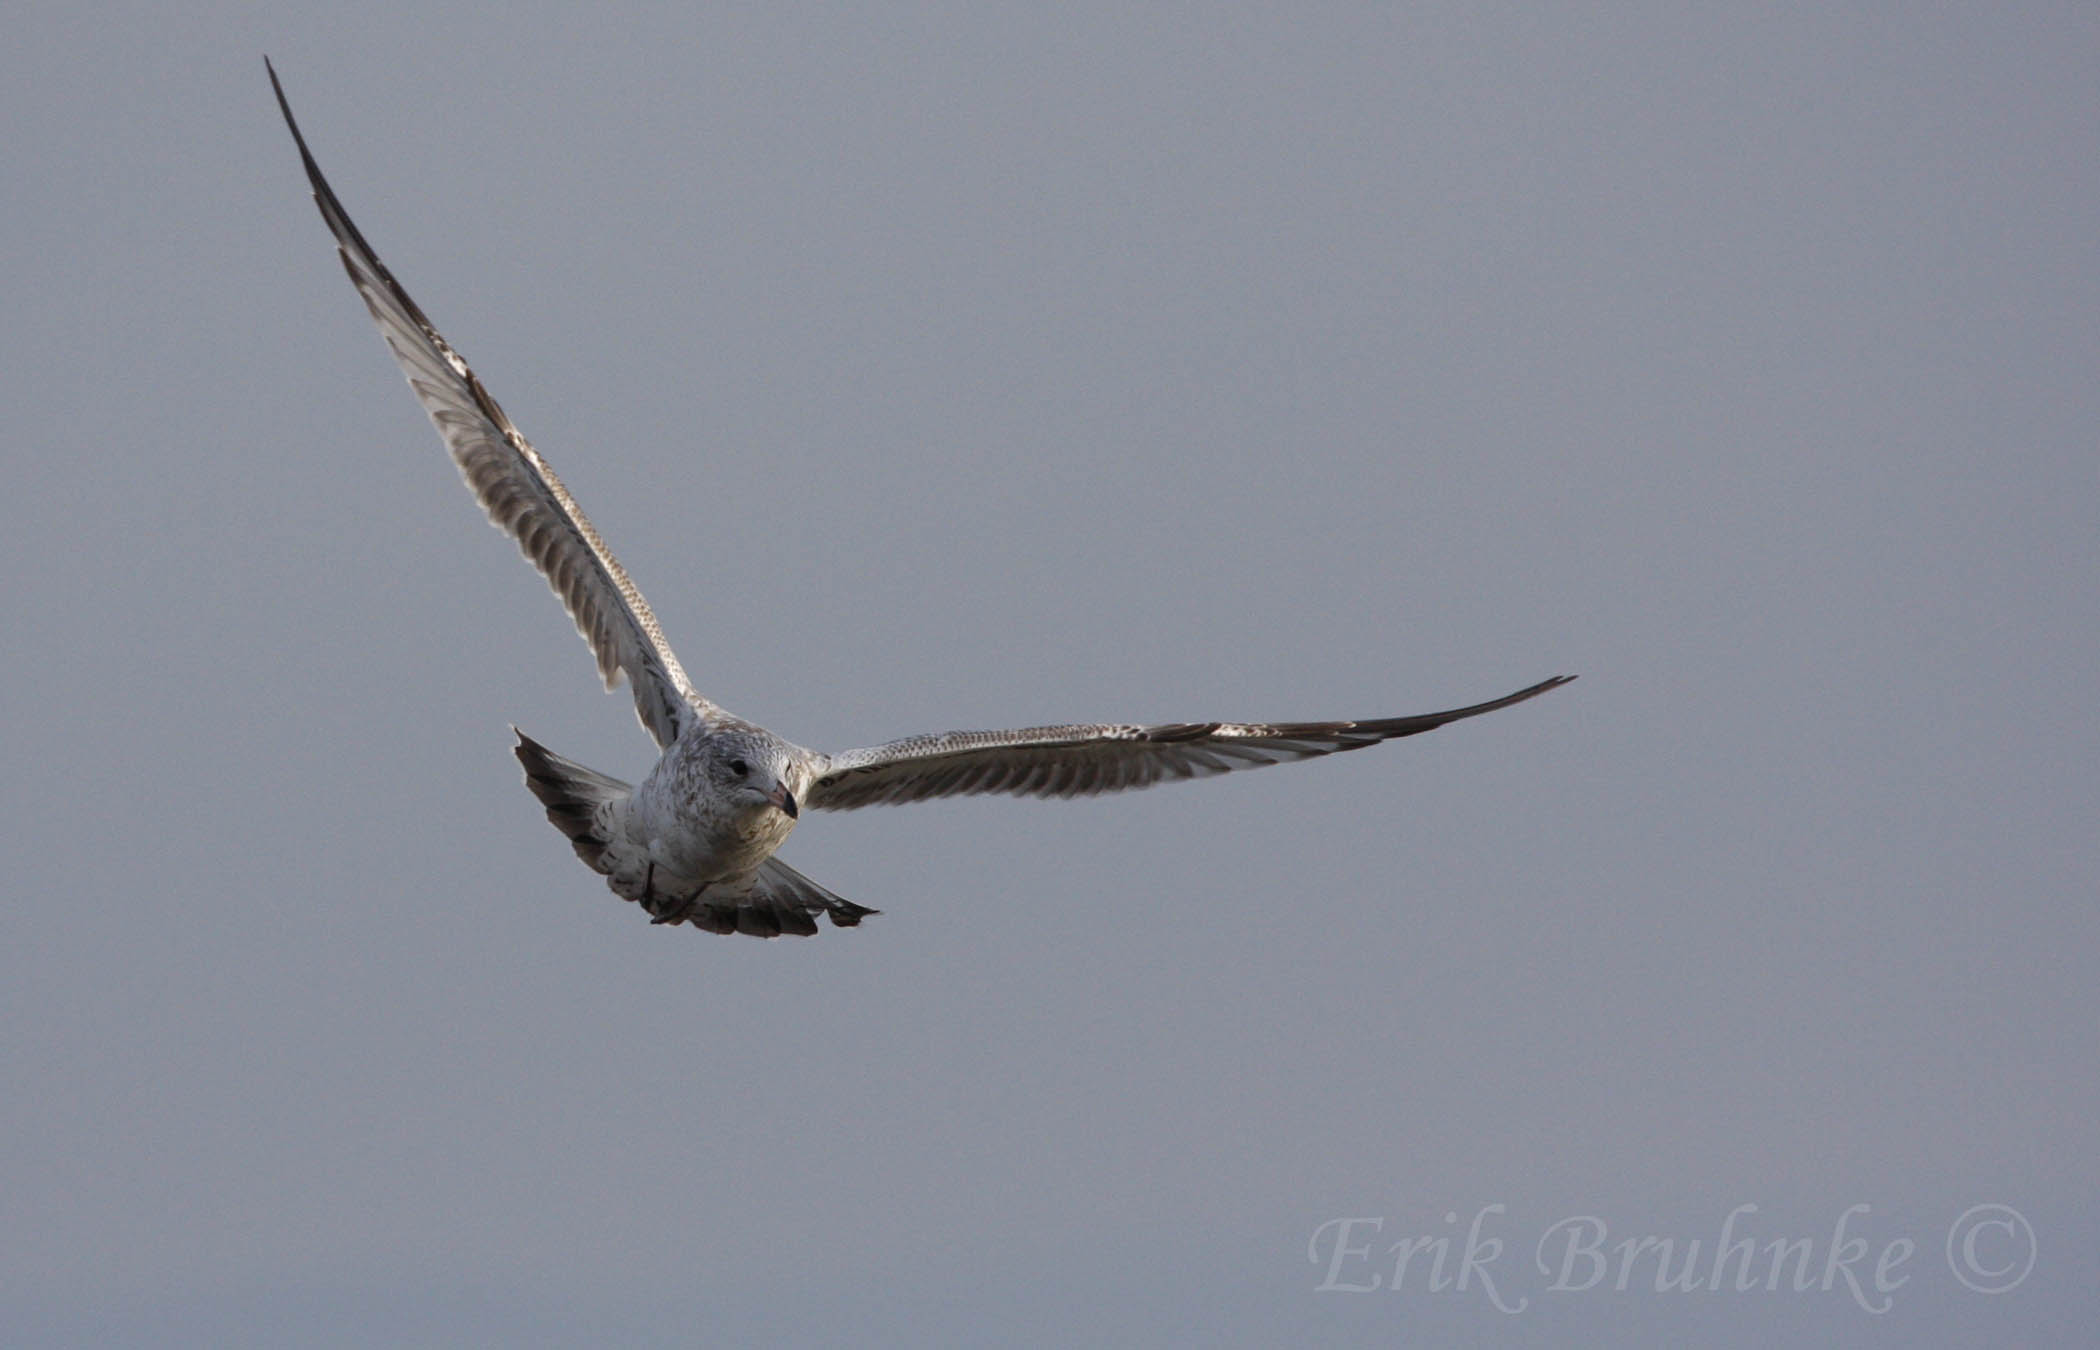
[{"x1": 5, "y1": 3, "x2": 2095, "y2": 1345}]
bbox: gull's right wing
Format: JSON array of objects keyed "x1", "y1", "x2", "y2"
[{"x1": 269, "y1": 60, "x2": 708, "y2": 748}]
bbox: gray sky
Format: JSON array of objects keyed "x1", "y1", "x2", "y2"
[{"x1": 6, "y1": 4, "x2": 2095, "y2": 1345}]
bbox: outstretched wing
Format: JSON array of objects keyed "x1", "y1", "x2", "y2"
[
  {"x1": 269, "y1": 61, "x2": 706, "y2": 748},
  {"x1": 804, "y1": 675, "x2": 1574, "y2": 810}
]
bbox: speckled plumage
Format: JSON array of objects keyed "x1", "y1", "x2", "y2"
[{"x1": 272, "y1": 63, "x2": 1573, "y2": 938}]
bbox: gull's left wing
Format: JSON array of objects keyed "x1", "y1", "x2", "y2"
[
  {"x1": 269, "y1": 60, "x2": 710, "y2": 749},
  {"x1": 804, "y1": 675, "x2": 1574, "y2": 810}
]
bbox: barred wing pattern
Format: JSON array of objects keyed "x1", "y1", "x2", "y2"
[
  {"x1": 269, "y1": 62, "x2": 705, "y2": 749},
  {"x1": 805, "y1": 676, "x2": 1574, "y2": 810}
]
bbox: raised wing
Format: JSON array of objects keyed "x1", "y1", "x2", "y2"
[
  {"x1": 269, "y1": 61, "x2": 706, "y2": 748},
  {"x1": 805, "y1": 676, "x2": 1574, "y2": 810}
]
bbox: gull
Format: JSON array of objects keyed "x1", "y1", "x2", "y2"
[{"x1": 269, "y1": 62, "x2": 1574, "y2": 938}]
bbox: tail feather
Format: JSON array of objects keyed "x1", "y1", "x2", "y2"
[
  {"x1": 677, "y1": 859, "x2": 877, "y2": 937},
  {"x1": 513, "y1": 727, "x2": 632, "y2": 872},
  {"x1": 754, "y1": 857, "x2": 880, "y2": 930}
]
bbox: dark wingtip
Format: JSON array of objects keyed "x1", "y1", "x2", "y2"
[
  {"x1": 266, "y1": 55, "x2": 320, "y2": 180},
  {"x1": 1479, "y1": 673, "x2": 1578, "y2": 711},
  {"x1": 1515, "y1": 674, "x2": 1578, "y2": 700},
  {"x1": 264, "y1": 55, "x2": 294, "y2": 129}
]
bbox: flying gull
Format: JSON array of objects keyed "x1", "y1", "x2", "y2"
[{"x1": 269, "y1": 62, "x2": 1574, "y2": 938}]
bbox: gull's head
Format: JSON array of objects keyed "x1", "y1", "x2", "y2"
[{"x1": 706, "y1": 731, "x2": 801, "y2": 821}]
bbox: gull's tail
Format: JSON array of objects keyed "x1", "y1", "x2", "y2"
[{"x1": 513, "y1": 727, "x2": 631, "y2": 873}]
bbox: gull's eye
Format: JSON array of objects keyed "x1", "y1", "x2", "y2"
[{"x1": 728, "y1": 758, "x2": 750, "y2": 777}]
